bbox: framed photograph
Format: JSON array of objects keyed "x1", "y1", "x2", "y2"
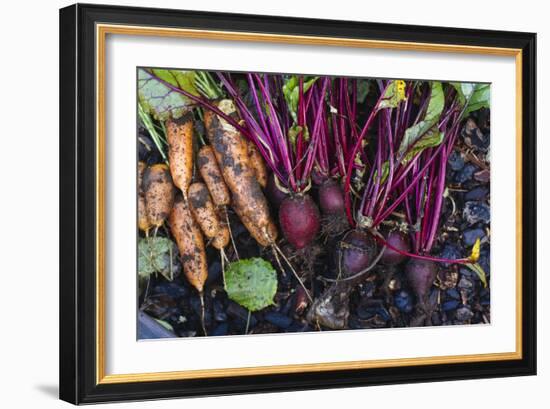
[{"x1": 59, "y1": 3, "x2": 536, "y2": 404}]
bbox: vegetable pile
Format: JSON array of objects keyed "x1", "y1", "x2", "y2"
[{"x1": 137, "y1": 69, "x2": 491, "y2": 337}]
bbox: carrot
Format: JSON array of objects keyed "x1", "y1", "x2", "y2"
[
  {"x1": 247, "y1": 140, "x2": 268, "y2": 188},
  {"x1": 143, "y1": 164, "x2": 174, "y2": 229},
  {"x1": 203, "y1": 100, "x2": 271, "y2": 232},
  {"x1": 138, "y1": 161, "x2": 152, "y2": 233},
  {"x1": 169, "y1": 194, "x2": 208, "y2": 334},
  {"x1": 197, "y1": 145, "x2": 230, "y2": 207},
  {"x1": 166, "y1": 113, "x2": 194, "y2": 196},
  {"x1": 188, "y1": 182, "x2": 221, "y2": 240},
  {"x1": 212, "y1": 223, "x2": 230, "y2": 250}
]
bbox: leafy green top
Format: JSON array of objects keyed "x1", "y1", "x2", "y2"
[
  {"x1": 224, "y1": 258, "x2": 278, "y2": 312},
  {"x1": 138, "y1": 68, "x2": 200, "y2": 121}
]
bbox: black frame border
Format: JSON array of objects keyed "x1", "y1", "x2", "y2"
[{"x1": 59, "y1": 3, "x2": 536, "y2": 404}]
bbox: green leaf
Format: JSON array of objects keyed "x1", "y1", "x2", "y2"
[
  {"x1": 224, "y1": 258, "x2": 278, "y2": 312},
  {"x1": 451, "y1": 82, "x2": 490, "y2": 115},
  {"x1": 154, "y1": 318, "x2": 174, "y2": 332},
  {"x1": 373, "y1": 161, "x2": 390, "y2": 185},
  {"x1": 356, "y1": 79, "x2": 370, "y2": 103},
  {"x1": 464, "y1": 262, "x2": 488, "y2": 288},
  {"x1": 282, "y1": 76, "x2": 318, "y2": 121},
  {"x1": 138, "y1": 237, "x2": 177, "y2": 281},
  {"x1": 378, "y1": 80, "x2": 407, "y2": 109},
  {"x1": 397, "y1": 82, "x2": 445, "y2": 162},
  {"x1": 138, "y1": 68, "x2": 199, "y2": 121}
]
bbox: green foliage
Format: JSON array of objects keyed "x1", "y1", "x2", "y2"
[
  {"x1": 224, "y1": 258, "x2": 278, "y2": 312},
  {"x1": 378, "y1": 80, "x2": 407, "y2": 109},
  {"x1": 451, "y1": 82, "x2": 490, "y2": 116},
  {"x1": 356, "y1": 79, "x2": 370, "y2": 103},
  {"x1": 398, "y1": 82, "x2": 445, "y2": 163},
  {"x1": 138, "y1": 68, "x2": 199, "y2": 121},
  {"x1": 283, "y1": 76, "x2": 318, "y2": 122},
  {"x1": 138, "y1": 237, "x2": 177, "y2": 281}
]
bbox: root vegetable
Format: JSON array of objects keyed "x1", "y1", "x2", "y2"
[
  {"x1": 197, "y1": 145, "x2": 231, "y2": 207},
  {"x1": 405, "y1": 259, "x2": 437, "y2": 300},
  {"x1": 166, "y1": 113, "x2": 194, "y2": 196},
  {"x1": 278, "y1": 194, "x2": 320, "y2": 250},
  {"x1": 339, "y1": 230, "x2": 377, "y2": 276},
  {"x1": 204, "y1": 99, "x2": 272, "y2": 234},
  {"x1": 169, "y1": 195, "x2": 207, "y2": 293},
  {"x1": 247, "y1": 140, "x2": 268, "y2": 188},
  {"x1": 143, "y1": 164, "x2": 175, "y2": 228},
  {"x1": 265, "y1": 173, "x2": 288, "y2": 209},
  {"x1": 138, "y1": 161, "x2": 152, "y2": 232},
  {"x1": 380, "y1": 231, "x2": 411, "y2": 266},
  {"x1": 318, "y1": 179, "x2": 345, "y2": 215},
  {"x1": 188, "y1": 182, "x2": 221, "y2": 240}
]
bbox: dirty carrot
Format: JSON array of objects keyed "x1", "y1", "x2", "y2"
[
  {"x1": 247, "y1": 140, "x2": 268, "y2": 188},
  {"x1": 166, "y1": 113, "x2": 194, "y2": 197},
  {"x1": 143, "y1": 164, "x2": 174, "y2": 230},
  {"x1": 138, "y1": 161, "x2": 152, "y2": 233}
]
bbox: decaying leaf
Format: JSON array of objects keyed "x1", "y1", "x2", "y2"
[
  {"x1": 138, "y1": 236, "x2": 178, "y2": 281},
  {"x1": 378, "y1": 80, "x2": 407, "y2": 109}
]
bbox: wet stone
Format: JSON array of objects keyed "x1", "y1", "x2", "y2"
[
  {"x1": 213, "y1": 300, "x2": 227, "y2": 322},
  {"x1": 458, "y1": 276, "x2": 474, "y2": 290},
  {"x1": 394, "y1": 290, "x2": 414, "y2": 313},
  {"x1": 464, "y1": 187, "x2": 489, "y2": 201},
  {"x1": 446, "y1": 288, "x2": 461, "y2": 300},
  {"x1": 439, "y1": 244, "x2": 463, "y2": 267},
  {"x1": 454, "y1": 164, "x2": 477, "y2": 184},
  {"x1": 463, "y1": 227, "x2": 485, "y2": 246},
  {"x1": 442, "y1": 300, "x2": 460, "y2": 311},
  {"x1": 264, "y1": 311, "x2": 293, "y2": 329},
  {"x1": 456, "y1": 306, "x2": 474, "y2": 321},
  {"x1": 463, "y1": 202, "x2": 490, "y2": 225},
  {"x1": 448, "y1": 150, "x2": 465, "y2": 171},
  {"x1": 211, "y1": 322, "x2": 229, "y2": 336}
]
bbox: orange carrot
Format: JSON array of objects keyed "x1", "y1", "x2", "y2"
[
  {"x1": 143, "y1": 164, "x2": 174, "y2": 228},
  {"x1": 166, "y1": 113, "x2": 194, "y2": 197}
]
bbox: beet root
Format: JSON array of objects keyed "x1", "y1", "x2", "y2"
[
  {"x1": 318, "y1": 179, "x2": 345, "y2": 215},
  {"x1": 339, "y1": 230, "x2": 377, "y2": 277},
  {"x1": 265, "y1": 173, "x2": 287, "y2": 209},
  {"x1": 380, "y1": 231, "x2": 411, "y2": 266},
  {"x1": 279, "y1": 194, "x2": 320, "y2": 249},
  {"x1": 405, "y1": 259, "x2": 438, "y2": 300}
]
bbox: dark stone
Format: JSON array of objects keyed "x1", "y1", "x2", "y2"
[
  {"x1": 463, "y1": 202, "x2": 490, "y2": 225},
  {"x1": 446, "y1": 288, "x2": 461, "y2": 300},
  {"x1": 442, "y1": 300, "x2": 460, "y2": 311},
  {"x1": 454, "y1": 164, "x2": 477, "y2": 184},
  {"x1": 456, "y1": 306, "x2": 474, "y2": 321},
  {"x1": 264, "y1": 312, "x2": 293, "y2": 329},
  {"x1": 213, "y1": 300, "x2": 227, "y2": 322},
  {"x1": 448, "y1": 150, "x2": 465, "y2": 171},
  {"x1": 464, "y1": 187, "x2": 489, "y2": 201},
  {"x1": 206, "y1": 260, "x2": 222, "y2": 285},
  {"x1": 458, "y1": 276, "x2": 474, "y2": 290},
  {"x1": 226, "y1": 301, "x2": 257, "y2": 327},
  {"x1": 463, "y1": 227, "x2": 485, "y2": 246},
  {"x1": 439, "y1": 244, "x2": 463, "y2": 267},
  {"x1": 394, "y1": 290, "x2": 414, "y2": 313},
  {"x1": 211, "y1": 322, "x2": 229, "y2": 336}
]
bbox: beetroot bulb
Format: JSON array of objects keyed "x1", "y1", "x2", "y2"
[
  {"x1": 405, "y1": 258, "x2": 438, "y2": 300},
  {"x1": 318, "y1": 179, "x2": 345, "y2": 215},
  {"x1": 278, "y1": 194, "x2": 321, "y2": 250},
  {"x1": 265, "y1": 173, "x2": 288, "y2": 209},
  {"x1": 380, "y1": 230, "x2": 411, "y2": 266}
]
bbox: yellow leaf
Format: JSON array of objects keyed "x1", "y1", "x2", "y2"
[{"x1": 469, "y1": 238, "x2": 481, "y2": 262}]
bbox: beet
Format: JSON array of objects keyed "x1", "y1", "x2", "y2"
[
  {"x1": 340, "y1": 230, "x2": 377, "y2": 275},
  {"x1": 380, "y1": 231, "x2": 411, "y2": 266},
  {"x1": 405, "y1": 259, "x2": 437, "y2": 300},
  {"x1": 279, "y1": 194, "x2": 320, "y2": 249},
  {"x1": 265, "y1": 173, "x2": 288, "y2": 209},
  {"x1": 318, "y1": 179, "x2": 345, "y2": 215}
]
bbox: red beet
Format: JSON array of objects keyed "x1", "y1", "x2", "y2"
[
  {"x1": 265, "y1": 173, "x2": 288, "y2": 209},
  {"x1": 279, "y1": 194, "x2": 320, "y2": 249},
  {"x1": 341, "y1": 230, "x2": 377, "y2": 275},
  {"x1": 380, "y1": 231, "x2": 411, "y2": 266},
  {"x1": 405, "y1": 259, "x2": 437, "y2": 299},
  {"x1": 318, "y1": 179, "x2": 345, "y2": 215}
]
